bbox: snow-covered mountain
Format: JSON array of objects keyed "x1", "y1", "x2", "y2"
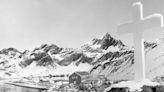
[{"x1": 0, "y1": 33, "x2": 164, "y2": 83}]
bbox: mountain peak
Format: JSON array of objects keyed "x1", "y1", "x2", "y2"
[
  {"x1": 0, "y1": 47, "x2": 21, "y2": 55},
  {"x1": 91, "y1": 33, "x2": 125, "y2": 50},
  {"x1": 102, "y1": 32, "x2": 111, "y2": 39}
]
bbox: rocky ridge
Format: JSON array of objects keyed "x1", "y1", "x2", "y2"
[{"x1": 0, "y1": 33, "x2": 163, "y2": 83}]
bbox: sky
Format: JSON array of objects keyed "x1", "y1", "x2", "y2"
[{"x1": 0, "y1": 0, "x2": 164, "y2": 51}]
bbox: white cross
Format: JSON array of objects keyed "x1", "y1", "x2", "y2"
[{"x1": 117, "y1": 2, "x2": 163, "y2": 82}]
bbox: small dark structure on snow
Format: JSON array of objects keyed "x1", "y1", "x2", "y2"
[{"x1": 69, "y1": 71, "x2": 89, "y2": 85}]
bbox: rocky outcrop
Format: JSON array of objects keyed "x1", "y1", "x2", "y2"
[
  {"x1": 0, "y1": 48, "x2": 22, "y2": 56},
  {"x1": 141, "y1": 85, "x2": 164, "y2": 92},
  {"x1": 90, "y1": 50, "x2": 134, "y2": 81},
  {"x1": 92, "y1": 33, "x2": 125, "y2": 50},
  {"x1": 107, "y1": 87, "x2": 129, "y2": 92},
  {"x1": 33, "y1": 44, "x2": 63, "y2": 54},
  {"x1": 58, "y1": 52, "x2": 93, "y2": 66},
  {"x1": 20, "y1": 44, "x2": 62, "y2": 67}
]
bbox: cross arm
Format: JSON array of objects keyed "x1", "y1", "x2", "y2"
[{"x1": 142, "y1": 14, "x2": 163, "y2": 30}]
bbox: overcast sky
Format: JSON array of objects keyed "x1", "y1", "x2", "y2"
[{"x1": 0, "y1": 0, "x2": 164, "y2": 51}]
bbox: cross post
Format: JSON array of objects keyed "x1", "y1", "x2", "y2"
[{"x1": 117, "y1": 2, "x2": 163, "y2": 82}]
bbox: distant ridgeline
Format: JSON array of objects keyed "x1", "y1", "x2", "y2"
[{"x1": 0, "y1": 33, "x2": 163, "y2": 82}]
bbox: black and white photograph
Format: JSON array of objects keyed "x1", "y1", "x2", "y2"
[{"x1": 0, "y1": 0, "x2": 164, "y2": 92}]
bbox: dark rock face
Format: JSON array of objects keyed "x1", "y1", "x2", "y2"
[
  {"x1": 58, "y1": 52, "x2": 93, "y2": 66},
  {"x1": 144, "y1": 42, "x2": 158, "y2": 49},
  {"x1": 20, "y1": 52, "x2": 54, "y2": 67},
  {"x1": 44, "y1": 44, "x2": 63, "y2": 54},
  {"x1": 82, "y1": 44, "x2": 103, "y2": 53},
  {"x1": 92, "y1": 33, "x2": 125, "y2": 50},
  {"x1": 33, "y1": 44, "x2": 63, "y2": 54},
  {"x1": 141, "y1": 85, "x2": 164, "y2": 92},
  {"x1": 106, "y1": 85, "x2": 164, "y2": 92},
  {"x1": 0, "y1": 48, "x2": 21, "y2": 55},
  {"x1": 20, "y1": 58, "x2": 33, "y2": 67},
  {"x1": 20, "y1": 44, "x2": 62, "y2": 67},
  {"x1": 33, "y1": 52, "x2": 54, "y2": 66},
  {"x1": 90, "y1": 49, "x2": 134, "y2": 81},
  {"x1": 156, "y1": 86, "x2": 164, "y2": 92},
  {"x1": 92, "y1": 38, "x2": 101, "y2": 45},
  {"x1": 100, "y1": 33, "x2": 123, "y2": 50},
  {"x1": 108, "y1": 87, "x2": 129, "y2": 92},
  {"x1": 94, "y1": 50, "x2": 133, "y2": 65}
]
